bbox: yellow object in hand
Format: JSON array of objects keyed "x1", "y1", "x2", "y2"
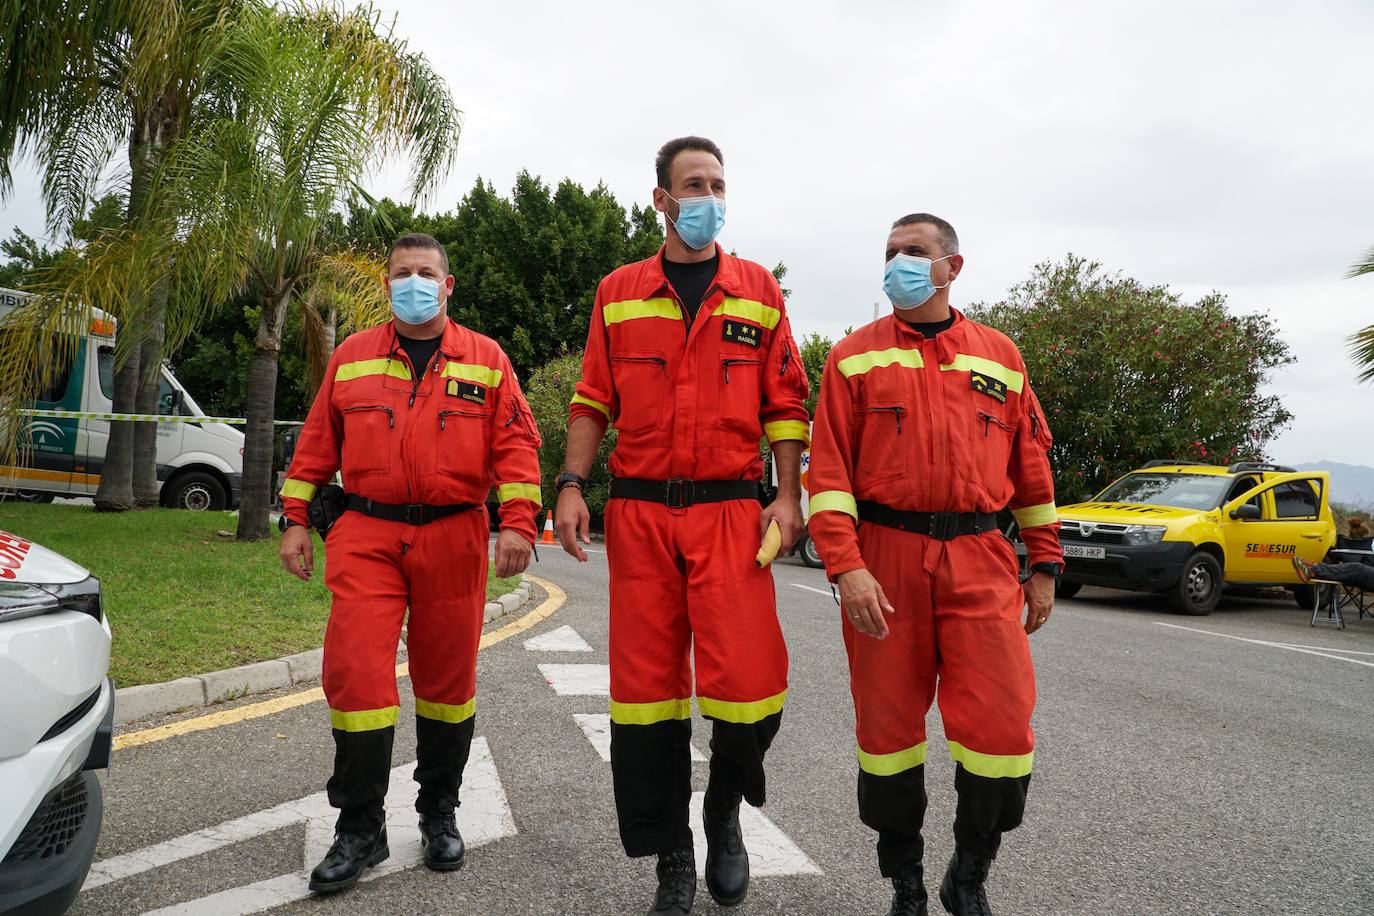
[{"x1": 755, "y1": 519, "x2": 782, "y2": 567}]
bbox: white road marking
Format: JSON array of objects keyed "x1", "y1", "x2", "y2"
[
  {"x1": 790, "y1": 583, "x2": 832, "y2": 597},
  {"x1": 83, "y1": 739, "x2": 514, "y2": 914},
  {"x1": 689, "y1": 792, "x2": 820, "y2": 877},
  {"x1": 524, "y1": 625, "x2": 594, "y2": 653},
  {"x1": 572, "y1": 713, "x2": 706, "y2": 763},
  {"x1": 1154, "y1": 623, "x2": 1374, "y2": 669},
  {"x1": 1272, "y1": 641, "x2": 1374, "y2": 656},
  {"x1": 538, "y1": 663, "x2": 610, "y2": 695}
]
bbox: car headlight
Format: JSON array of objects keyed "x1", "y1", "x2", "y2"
[
  {"x1": 1122, "y1": 525, "x2": 1167, "y2": 546},
  {"x1": 0, "y1": 581, "x2": 61, "y2": 623}
]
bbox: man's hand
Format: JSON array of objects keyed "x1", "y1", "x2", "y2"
[
  {"x1": 1023, "y1": 572, "x2": 1055, "y2": 634},
  {"x1": 494, "y1": 528, "x2": 532, "y2": 578},
  {"x1": 836, "y1": 567, "x2": 895, "y2": 640},
  {"x1": 555, "y1": 486, "x2": 592, "y2": 562},
  {"x1": 760, "y1": 493, "x2": 805, "y2": 554},
  {"x1": 279, "y1": 525, "x2": 313, "y2": 581}
]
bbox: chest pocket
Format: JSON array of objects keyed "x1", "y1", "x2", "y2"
[
  {"x1": 716, "y1": 354, "x2": 764, "y2": 437},
  {"x1": 853, "y1": 372, "x2": 914, "y2": 488},
  {"x1": 435, "y1": 378, "x2": 494, "y2": 483},
  {"x1": 610, "y1": 349, "x2": 670, "y2": 435},
  {"x1": 340, "y1": 403, "x2": 395, "y2": 478}
]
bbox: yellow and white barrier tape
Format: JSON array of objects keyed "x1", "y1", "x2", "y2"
[{"x1": 20, "y1": 408, "x2": 304, "y2": 426}]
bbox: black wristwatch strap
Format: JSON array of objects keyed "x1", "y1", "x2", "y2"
[
  {"x1": 1031, "y1": 561, "x2": 1063, "y2": 579},
  {"x1": 555, "y1": 472, "x2": 586, "y2": 495},
  {"x1": 278, "y1": 515, "x2": 303, "y2": 533}
]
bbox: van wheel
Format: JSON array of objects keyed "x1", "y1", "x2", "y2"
[
  {"x1": 1168, "y1": 551, "x2": 1222, "y2": 615},
  {"x1": 1055, "y1": 579, "x2": 1082, "y2": 599},
  {"x1": 13, "y1": 490, "x2": 55, "y2": 504},
  {"x1": 164, "y1": 472, "x2": 227, "y2": 511},
  {"x1": 799, "y1": 534, "x2": 824, "y2": 569}
]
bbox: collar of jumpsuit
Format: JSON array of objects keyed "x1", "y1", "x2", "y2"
[
  {"x1": 891, "y1": 306, "x2": 969, "y2": 365},
  {"x1": 384, "y1": 316, "x2": 467, "y2": 369}
]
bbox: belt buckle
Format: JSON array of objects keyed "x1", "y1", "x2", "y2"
[
  {"x1": 404, "y1": 504, "x2": 427, "y2": 526},
  {"x1": 930, "y1": 512, "x2": 960, "y2": 541},
  {"x1": 664, "y1": 478, "x2": 693, "y2": 509}
]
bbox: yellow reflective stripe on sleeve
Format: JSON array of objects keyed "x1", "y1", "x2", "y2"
[
  {"x1": 939, "y1": 354, "x2": 1025, "y2": 394},
  {"x1": 497, "y1": 482, "x2": 542, "y2": 504},
  {"x1": 857, "y1": 741, "x2": 928, "y2": 776},
  {"x1": 1011, "y1": 502, "x2": 1059, "y2": 530},
  {"x1": 335, "y1": 359, "x2": 411, "y2": 383},
  {"x1": 329, "y1": 706, "x2": 400, "y2": 732},
  {"x1": 697, "y1": 689, "x2": 787, "y2": 724},
  {"x1": 810, "y1": 490, "x2": 859, "y2": 520},
  {"x1": 570, "y1": 393, "x2": 611, "y2": 419},
  {"x1": 415, "y1": 697, "x2": 476, "y2": 724},
  {"x1": 949, "y1": 740, "x2": 1034, "y2": 778},
  {"x1": 837, "y1": 347, "x2": 924, "y2": 378},
  {"x1": 711, "y1": 297, "x2": 781, "y2": 330},
  {"x1": 764, "y1": 420, "x2": 810, "y2": 444},
  {"x1": 609, "y1": 697, "x2": 693, "y2": 725},
  {"x1": 603, "y1": 298, "x2": 682, "y2": 325},
  {"x1": 280, "y1": 478, "x2": 317, "y2": 501},
  {"x1": 441, "y1": 362, "x2": 504, "y2": 388}
]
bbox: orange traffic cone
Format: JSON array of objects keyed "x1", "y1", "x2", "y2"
[{"x1": 540, "y1": 510, "x2": 557, "y2": 545}]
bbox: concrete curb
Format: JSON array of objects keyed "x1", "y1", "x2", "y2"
[{"x1": 114, "y1": 574, "x2": 533, "y2": 727}]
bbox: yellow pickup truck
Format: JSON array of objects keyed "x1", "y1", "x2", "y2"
[{"x1": 1055, "y1": 461, "x2": 1336, "y2": 615}]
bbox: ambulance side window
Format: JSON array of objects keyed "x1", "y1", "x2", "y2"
[
  {"x1": 98, "y1": 346, "x2": 114, "y2": 399},
  {"x1": 1, "y1": 332, "x2": 75, "y2": 403}
]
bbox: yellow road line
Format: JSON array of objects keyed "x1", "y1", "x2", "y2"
[{"x1": 113, "y1": 575, "x2": 566, "y2": 752}]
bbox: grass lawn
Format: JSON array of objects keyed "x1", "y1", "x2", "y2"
[{"x1": 0, "y1": 503, "x2": 522, "y2": 688}]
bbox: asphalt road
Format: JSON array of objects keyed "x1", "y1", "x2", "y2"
[{"x1": 71, "y1": 538, "x2": 1374, "y2": 915}]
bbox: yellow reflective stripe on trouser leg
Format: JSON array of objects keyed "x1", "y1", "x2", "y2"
[
  {"x1": 415, "y1": 697, "x2": 476, "y2": 724},
  {"x1": 497, "y1": 482, "x2": 542, "y2": 504},
  {"x1": 609, "y1": 698, "x2": 693, "y2": 725},
  {"x1": 1011, "y1": 502, "x2": 1058, "y2": 530},
  {"x1": 810, "y1": 490, "x2": 858, "y2": 520},
  {"x1": 280, "y1": 478, "x2": 317, "y2": 501},
  {"x1": 696, "y1": 689, "x2": 787, "y2": 724},
  {"x1": 948, "y1": 740, "x2": 1034, "y2": 778},
  {"x1": 856, "y1": 741, "x2": 928, "y2": 776},
  {"x1": 330, "y1": 706, "x2": 400, "y2": 732}
]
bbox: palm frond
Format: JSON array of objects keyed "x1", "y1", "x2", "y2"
[
  {"x1": 1347, "y1": 246, "x2": 1374, "y2": 280},
  {"x1": 1348, "y1": 323, "x2": 1374, "y2": 384}
]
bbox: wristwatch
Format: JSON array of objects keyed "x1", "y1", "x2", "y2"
[
  {"x1": 1030, "y1": 561, "x2": 1063, "y2": 580},
  {"x1": 278, "y1": 515, "x2": 303, "y2": 533},
  {"x1": 555, "y1": 472, "x2": 586, "y2": 495}
]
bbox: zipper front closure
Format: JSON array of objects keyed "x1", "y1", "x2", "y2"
[
  {"x1": 342, "y1": 404, "x2": 394, "y2": 428},
  {"x1": 722, "y1": 357, "x2": 762, "y2": 384},
  {"x1": 866, "y1": 405, "x2": 906, "y2": 434}
]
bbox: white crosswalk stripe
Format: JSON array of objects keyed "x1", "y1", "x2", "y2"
[
  {"x1": 523, "y1": 624, "x2": 593, "y2": 652},
  {"x1": 572, "y1": 713, "x2": 706, "y2": 763},
  {"x1": 538, "y1": 662, "x2": 610, "y2": 695}
]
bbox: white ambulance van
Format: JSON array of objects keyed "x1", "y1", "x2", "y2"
[{"x1": 0, "y1": 287, "x2": 244, "y2": 509}]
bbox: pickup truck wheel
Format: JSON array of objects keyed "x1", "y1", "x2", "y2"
[
  {"x1": 1169, "y1": 551, "x2": 1222, "y2": 615},
  {"x1": 164, "y1": 471, "x2": 227, "y2": 511},
  {"x1": 799, "y1": 534, "x2": 825, "y2": 569},
  {"x1": 1055, "y1": 579, "x2": 1082, "y2": 599}
]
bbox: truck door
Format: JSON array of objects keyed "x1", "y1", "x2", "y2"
[
  {"x1": 153, "y1": 368, "x2": 185, "y2": 474},
  {"x1": 1222, "y1": 473, "x2": 1329, "y2": 582}
]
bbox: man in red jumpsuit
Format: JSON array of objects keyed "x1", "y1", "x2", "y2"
[
  {"x1": 807, "y1": 214, "x2": 1062, "y2": 916},
  {"x1": 278, "y1": 233, "x2": 541, "y2": 894},
  {"x1": 555, "y1": 137, "x2": 810, "y2": 916}
]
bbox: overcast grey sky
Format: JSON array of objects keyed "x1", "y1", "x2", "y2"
[{"x1": 2, "y1": 0, "x2": 1371, "y2": 465}]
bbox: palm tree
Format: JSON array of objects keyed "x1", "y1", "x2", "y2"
[
  {"x1": 0, "y1": 0, "x2": 239, "y2": 510},
  {"x1": 153, "y1": 2, "x2": 458, "y2": 539},
  {"x1": 1349, "y1": 248, "x2": 1374, "y2": 383}
]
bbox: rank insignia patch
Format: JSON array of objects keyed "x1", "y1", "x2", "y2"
[
  {"x1": 970, "y1": 372, "x2": 1008, "y2": 403},
  {"x1": 447, "y1": 379, "x2": 486, "y2": 404},
  {"x1": 722, "y1": 319, "x2": 762, "y2": 348}
]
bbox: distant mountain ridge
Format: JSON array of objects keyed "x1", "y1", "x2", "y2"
[{"x1": 1292, "y1": 461, "x2": 1374, "y2": 509}]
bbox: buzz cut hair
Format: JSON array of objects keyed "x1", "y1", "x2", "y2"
[
  {"x1": 891, "y1": 213, "x2": 959, "y2": 256},
  {"x1": 655, "y1": 136, "x2": 724, "y2": 190},
  {"x1": 389, "y1": 232, "x2": 448, "y2": 273}
]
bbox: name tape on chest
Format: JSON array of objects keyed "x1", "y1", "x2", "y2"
[
  {"x1": 722, "y1": 319, "x2": 763, "y2": 348},
  {"x1": 970, "y1": 372, "x2": 1008, "y2": 404},
  {"x1": 447, "y1": 378, "x2": 487, "y2": 405}
]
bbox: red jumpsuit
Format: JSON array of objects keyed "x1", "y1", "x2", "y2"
[
  {"x1": 806, "y1": 310, "x2": 1061, "y2": 875},
  {"x1": 569, "y1": 245, "x2": 810, "y2": 855},
  {"x1": 282, "y1": 318, "x2": 541, "y2": 833}
]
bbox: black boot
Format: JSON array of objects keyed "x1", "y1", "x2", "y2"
[
  {"x1": 938, "y1": 849, "x2": 993, "y2": 916},
  {"x1": 308, "y1": 827, "x2": 389, "y2": 894},
  {"x1": 647, "y1": 845, "x2": 696, "y2": 915},
  {"x1": 419, "y1": 811, "x2": 465, "y2": 871},
  {"x1": 702, "y1": 788, "x2": 748, "y2": 906},
  {"x1": 888, "y1": 863, "x2": 929, "y2": 915}
]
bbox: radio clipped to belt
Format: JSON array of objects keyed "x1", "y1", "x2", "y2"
[{"x1": 306, "y1": 484, "x2": 348, "y2": 539}]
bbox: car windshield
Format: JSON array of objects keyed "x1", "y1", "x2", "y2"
[{"x1": 1093, "y1": 472, "x2": 1232, "y2": 510}]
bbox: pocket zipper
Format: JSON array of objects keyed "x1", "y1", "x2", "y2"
[
  {"x1": 438, "y1": 408, "x2": 484, "y2": 431},
  {"x1": 1030, "y1": 406, "x2": 1043, "y2": 440},
  {"x1": 343, "y1": 404, "x2": 394, "y2": 428},
  {"x1": 867, "y1": 405, "x2": 906, "y2": 434},
  {"x1": 611, "y1": 354, "x2": 669, "y2": 377},
  {"x1": 978, "y1": 410, "x2": 1013, "y2": 437},
  {"x1": 780, "y1": 343, "x2": 792, "y2": 376},
  {"x1": 722, "y1": 357, "x2": 762, "y2": 384}
]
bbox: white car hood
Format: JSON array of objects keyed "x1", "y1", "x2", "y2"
[{"x1": 0, "y1": 530, "x2": 90, "y2": 584}]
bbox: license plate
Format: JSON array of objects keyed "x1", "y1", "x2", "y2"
[{"x1": 1064, "y1": 544, "x2": 1106, "y2": 559}]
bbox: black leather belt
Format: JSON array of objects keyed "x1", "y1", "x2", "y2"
[
  {"x1": 609, "y1": 478, "x2": 762, "y2": 509},
  {"x1": 345, "y1": 493, "x2": 480, "y2": 526},
  {"x1": 857, "y1": 501, "x2": 999, "y2": 540}
]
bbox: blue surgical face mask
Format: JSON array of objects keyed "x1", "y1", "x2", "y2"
[
  {"x1": 390, "y1": 274, "x2": 443, "y2": 325},
  {"x1": 883, "y1": 253, "x2": 954, "y2": 309},
  {"x1": 665, "y1": 192, "x2": 726, "y2": 250}
]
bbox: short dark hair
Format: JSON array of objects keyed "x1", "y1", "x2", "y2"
[
  {"x1": 389, "y1": 232, "x2": 448, "y2": 273},
  {"x1": 655, "y1": 136, "x2": 724, "y2": 190},
  {"x1": 891, "y1": 213, "x2": 959, "y2": 255}
]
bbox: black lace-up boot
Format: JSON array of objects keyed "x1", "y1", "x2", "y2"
[
  {"x1": 647, "y1": 845, "x2": 696, "y2": 915},
  {"x1": 702, "y1": 787, "x2": 749, "y2": 905},
  {"x1": 938, "y1": 849, "x2": 993, "y2": 916},
  {"x1": 308, "y1": 827, "x2": 390, "y2": 894},
  {"x1": 419, "y1": 811, "x2": 465, "y2": 871},
  {"x1": 888, "y1": 862, "x2": 929, "y2": 915}
]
